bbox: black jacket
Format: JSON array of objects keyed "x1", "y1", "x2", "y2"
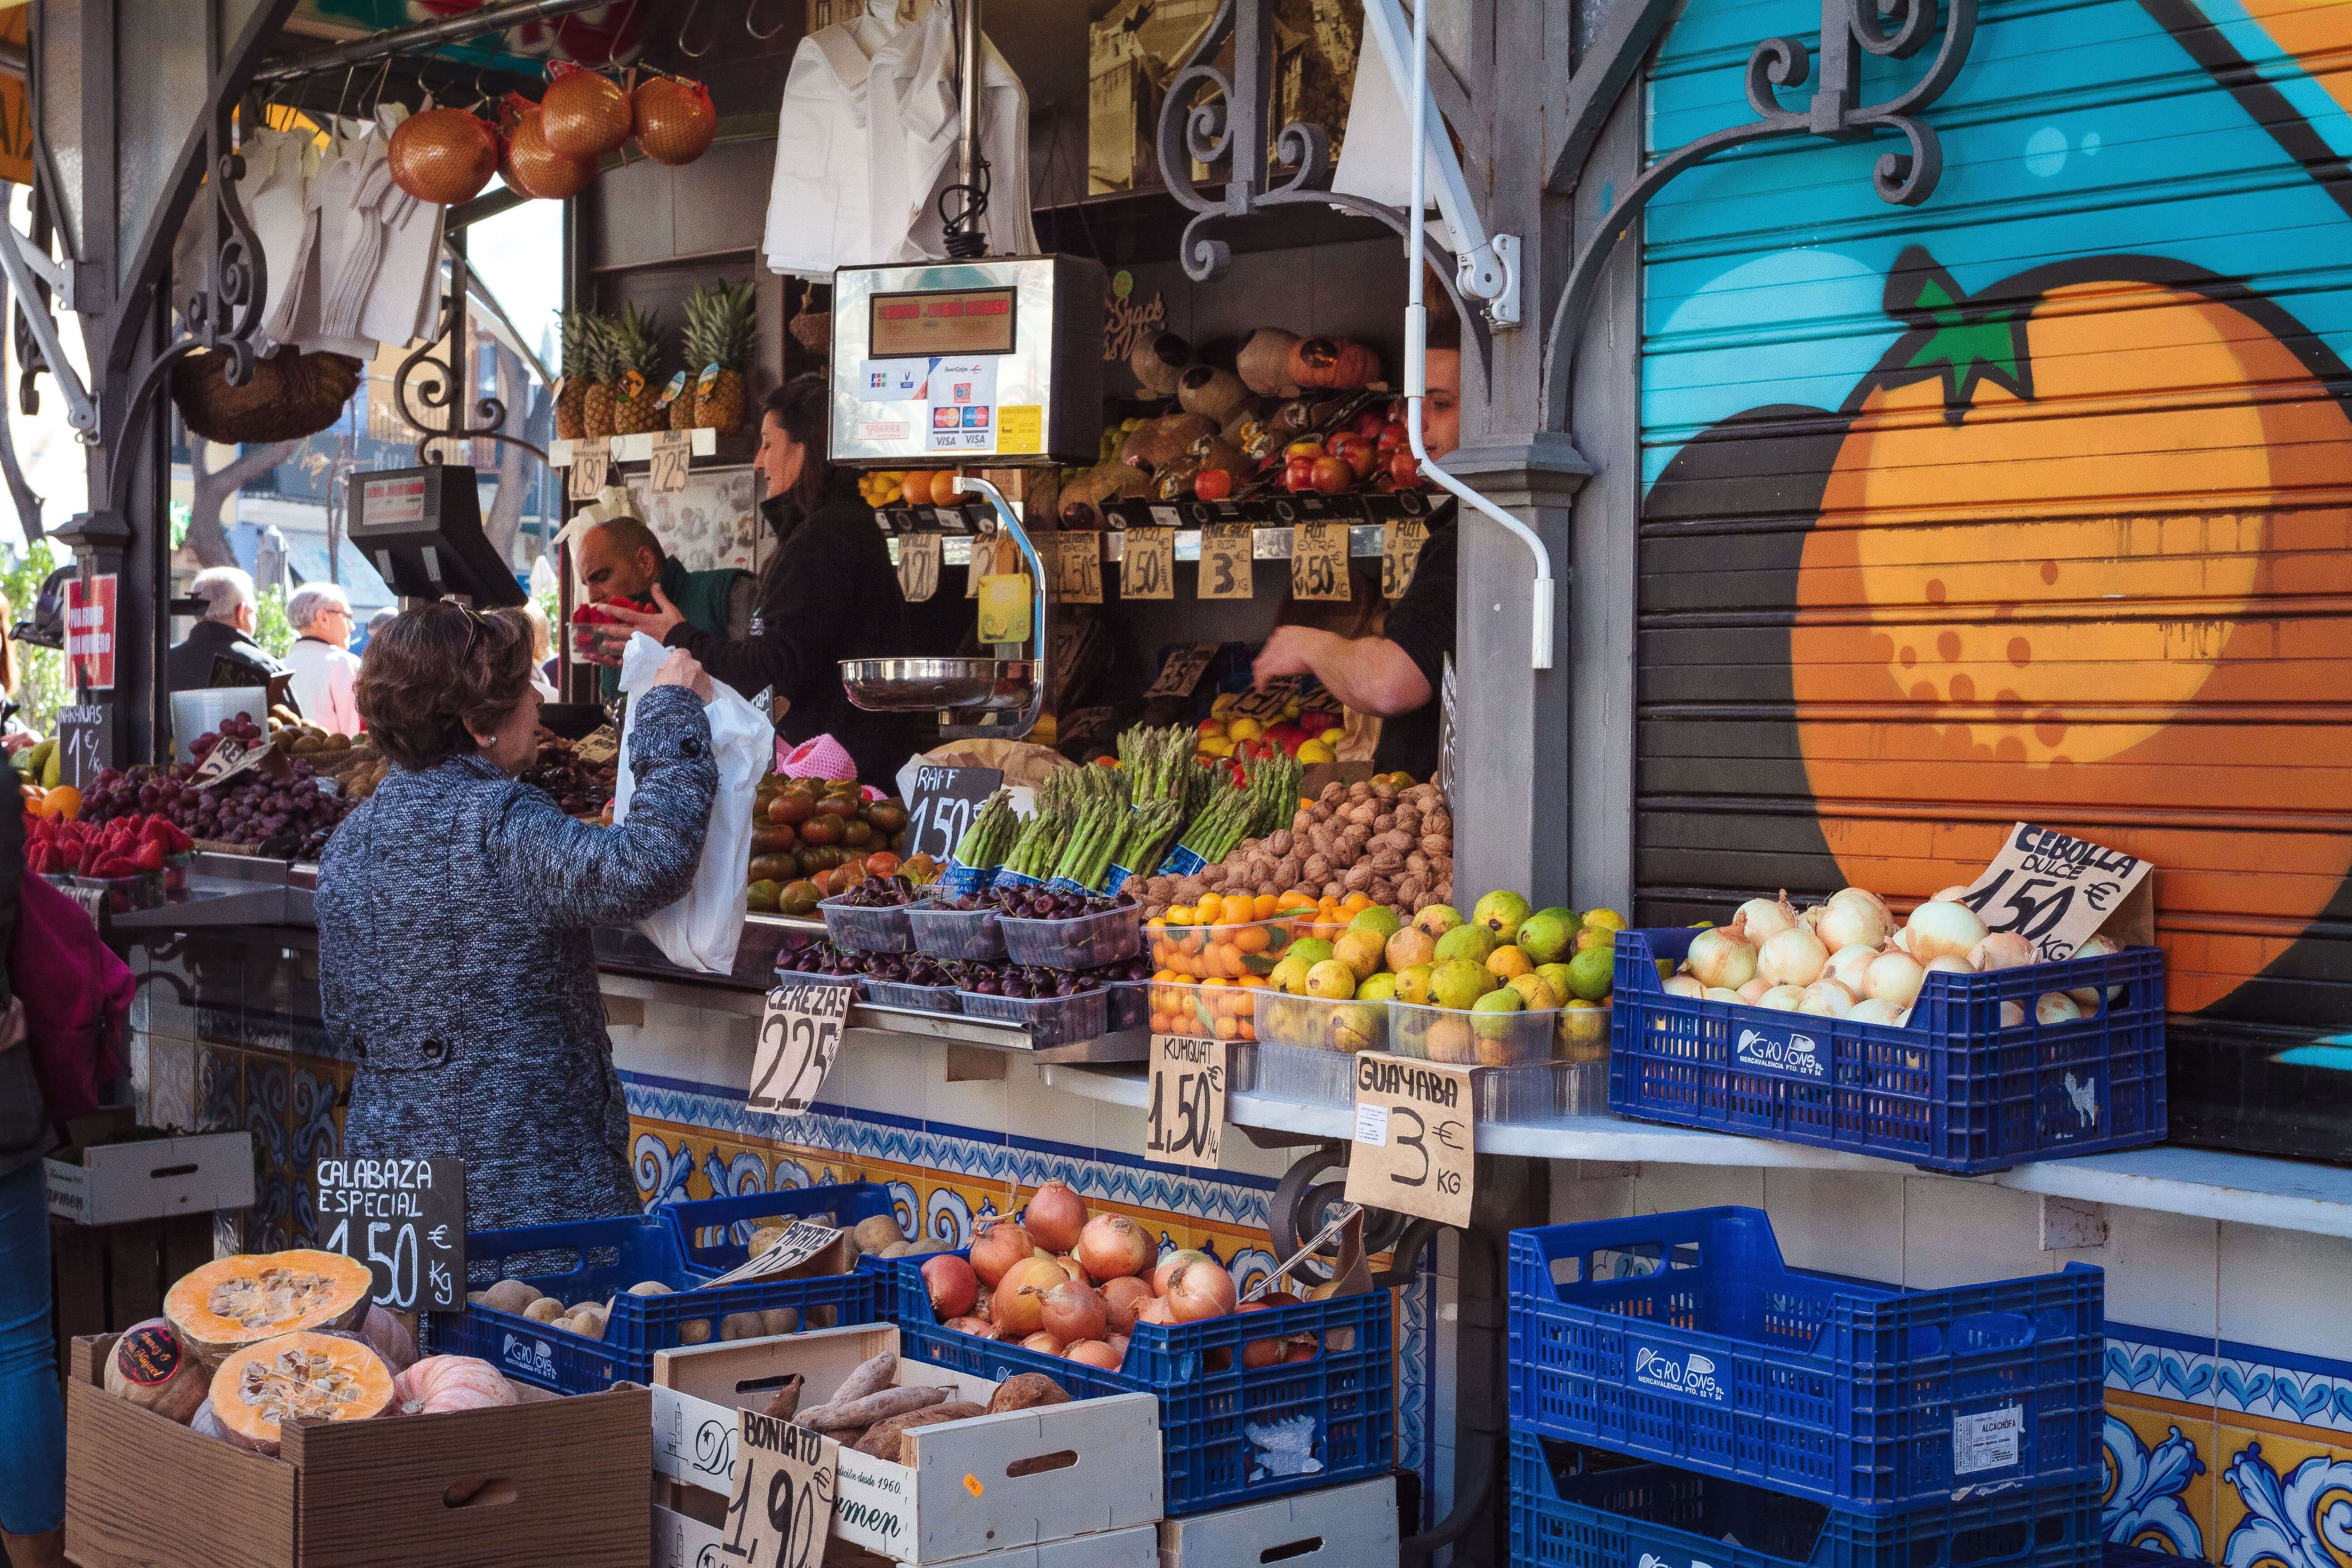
[
  {"x1": 166, "y1": 618, "x2": 286, "y2": 693},
  {"x1": 0, "y1": 749, "x2": 39, "y2": 1177},
  {"x1": 665, "y1": 474, "x2": 918, "y2": 786}
]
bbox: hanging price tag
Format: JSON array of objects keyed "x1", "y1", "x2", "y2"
[
  {"x1": 1054, "y1": 532, "x2": 1103, "y2": 603},
  {"x1": 1344, "y1": 1052, "x2": 1474, "y2": 1227},
  {"x1": 749, "y1": 980, "x2": 852, "y2": 1116},
  {"x1": 567, "y1": 437, "x2": 611, "y2": 500},
  {"x1": 1382, "y1": 518, "x2": 1429, "y2": 600},
  {"x1": 651, "y1": 428, "x2": 694, "y2": 493},
  {"x1": 1200, "y1": 524, "x2": 1254, "y2": 600},
  {"x1": 1145, "y1": 642, "x2": 1219, "y2": 700},
  {"x1": 1122, "y1": 526, "x2": 1174, "y2": 599},
  {"x1": 1146, "y1": 1034, "x2": 1228, "y2": 1168},
  {"x1": 1292, "y1": 521, "x2": 1349, "y2": 601},
  {"x1": 897, "y1": 531, "x2": 942, "y2": 603},
  {"x1": 1955, "y1": 823, "x2": 2156, "y2": 960},
  {"x1": 314, "y1": 1156, "x2": 467, "y2": 1312},
  {"x1": 1229, "y1": 674, "x2": 1301, "y2": 724},
  {"x1": 725, "y1": 1409, "x2": 837, "y2": 1568}
]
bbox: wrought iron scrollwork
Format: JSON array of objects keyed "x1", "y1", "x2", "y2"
[
  {"x1": 394, "y1": 256, "x2": 546, "y2": 464},
  {"x1": 1542, "y1": 0, "x2": 1976, "y2": 429}
]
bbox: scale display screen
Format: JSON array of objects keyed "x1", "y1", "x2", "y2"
[{"x1": 871, "y1": 287, "x2": 1018, "y2": 357}]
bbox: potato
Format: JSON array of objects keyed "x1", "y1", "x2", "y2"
[
  {"x1": 808, "y1": 1304, "x2": 838, "y2": 1329},
  {"x1": 986, "y1": 1373, "x2": 1072, "y2": 1414},
  {"x1": 761, "y1": 1308, "x2": 801, "y2": 1336},
  {"x1": 627, "y1": 1280, "x2": 673, "y2": 1297},
  {"x1": 720, "y1": 1312, "x2": 768, "y2": 1342},
  {"x1": 568, "y1": 1305, "x2": 610, "y2": 1341},
  {"x1": 854, "y1": 1215, "x2": 909, "y2": 1254},
  {"x1": 521, "y1": 1296, "x2": 567, "y2": 1324},
  {"x1": 481, "y1": 1279, "x2": 542, "y2": 1315},
  {"x1": 678, "y1": 1319, "x2": 714, "y2": 1345}
]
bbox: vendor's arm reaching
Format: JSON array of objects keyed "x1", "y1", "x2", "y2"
[{"x1": 1250, "y1": 627, "x2": 1432, "y2": 717}]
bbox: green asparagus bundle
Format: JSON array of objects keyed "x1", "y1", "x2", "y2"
[
  {"x1": 1176, "y1": 752, "x2": 1304, "y2": 864},
  {"x1": 1112, "y1": 796, "x2": 1186, "y2": 879},
  {"x1": 949, "y1": 788, "x2": 1019, "y2": 869},
  {"x1": 1249, "y1": 751, "x2": 1303, "y2": 838},
  {"x1": 1050, "y1": 764, "x2": 1133, "y2": 889},
  {"x1": 1002, "y1": 769, "x2": 1077, "y2": 881},
  {"x1": 1117, "y1": 723, "x2": 1195, "y2": 803}
]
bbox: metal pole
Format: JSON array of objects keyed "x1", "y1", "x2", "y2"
[
  {"x1": 956, "y1": 0, "x2": 983, "y2": 215},
  {"x1": 251, "y1": 0, "x2": 613, "y2": 84}
]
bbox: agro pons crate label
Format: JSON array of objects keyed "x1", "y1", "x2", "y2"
[
  {"x1": 1730, "y1": 1020, "x2": 1828, "y2": 1080},
  {"x1": 1632, "y1": 1345, "x2": 1727, "y2": 1405},
  {"x1": 497, "y1": 1327, "x2": 566, "y2": 1386},
  {"x1": 1953, "y1": 1403, "x2": 2025, "y2": 1476}
]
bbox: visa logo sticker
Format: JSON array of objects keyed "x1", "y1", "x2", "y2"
[
  {"x1": 1734, "y1": 1026, "x2": 1825, "y2": 1079},
  {"x1": 1633, "y1": 1345, "x2": 1726, "y2": 1404}
]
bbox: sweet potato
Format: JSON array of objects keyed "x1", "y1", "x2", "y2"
[
  {"x1": 809, "y1": 1384, "x2": 951, "y2": 1431},
  {"x1": 853, "y1": 1401, "x2": 990, "y2": 1460},
  {"x1": 986, "y1": 1372, "x2": 1072, "y2": 1413},
  {"x1": 764, "y1": 1374, "x2": 806, "y2": 1421}
]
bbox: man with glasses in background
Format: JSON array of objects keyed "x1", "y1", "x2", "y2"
[{"x1": 284, "y1": 583, "x2": 363, "y2": 736}]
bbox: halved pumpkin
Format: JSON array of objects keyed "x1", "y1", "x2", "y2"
[
  {"x1": 165, "y1": 1250, "x2": 374, "y2": 1366},
  {"x1": 207, "y1": 1332, "x2": 396, "y2": 1455}
]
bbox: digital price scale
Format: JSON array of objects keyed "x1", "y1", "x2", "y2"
[{"x1": 830, "y1": 254, "x2": 1106, "y2": 739}]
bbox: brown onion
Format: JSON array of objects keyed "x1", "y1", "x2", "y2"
[
  {"x1": 1056, "y1": 1253, "x2": 1094, "y2": 1287},
  {"x1": 991, "y1": 1257, "x2": 1072, "y2": 1337},
  {"x1": 1165, "y1": 1258, "x2": 1239, "y2": 1323},
  {"x1": 1040, "y1": 1281, "x2": 1107, "y2": 1344},
  {"x1": 1135, "y1": 1296, "x2": 1175, "y2": 1326},
  {"x1": 1020, "y1": 1332, "x2": 1065, "y2": 1356},
  {"x1": 1106, "y1": 1332, "x2": 1130, "y2": 1361},
  {"x1": 1238, "y1": 1300, "x2": 1284, "y2": 1368},
  {"x1": 946, "y1": 1316, "x2": 1000, "y2": 1339},
  {"x1": 1065, "y1": 1339, "x2": 1122, "y2": 1370},
  {"x1": 969, "y1": 1220, "x2": 1034, "y2": 1288},
  {"x1": 541, "y1": 63, "x2": 632, "y2": 158},
  {"x1": 1076, "y1": 1213, "x2": 1153, "y2": 1281},
  {"x1": 922, "y1": 1254, "x2": 978, "y2": 1321},
  {"x1": 1100, "y1": 1275, "x2": 1153, "y2": 1333},
  {"x1": 1022, "y1": 1180, "x2": 1088, "y2": 1253},
  {"x1": 1152, "y1": 1248, "x2": 1213, "y2": 1297},
  {"x1": 1283, "y1": 1339, "x2": 1318, "y2": 1363}
]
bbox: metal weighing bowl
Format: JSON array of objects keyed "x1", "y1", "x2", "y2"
[{"x1": 839, "y1": 657, "x2": 1039, "y2": 713}]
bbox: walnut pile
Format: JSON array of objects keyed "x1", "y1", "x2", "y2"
[{"x1": 1127, "y1": 779, "x2": 1452, "y2": 918}]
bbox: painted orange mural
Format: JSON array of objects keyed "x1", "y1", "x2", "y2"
[{"x1": 1791, "y1": 251, "x2": 2352, "y2": 1013}]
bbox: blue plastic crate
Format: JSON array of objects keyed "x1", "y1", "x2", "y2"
[
  {"x1": 428, "y1": 1214, "x2": 880, "y2": 1394},
  {"x1": 1608, "y1": 929, "x2": 2166, "y2": 1173},
  {"x1": 1508, "y1": 1208, "x2": 2104, "y2": 1515},
  {"x1": 1510, "y1": 1431, "x2": 2102, "y2": 1568},
  {"x1": 659, "y1": 1180, "x2": 901, "y2": 1275},
  {"x1": 871, "y1": 1247, "x2": 1394, "y2": 1515}
]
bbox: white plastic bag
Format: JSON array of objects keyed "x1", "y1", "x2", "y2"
[{"x1": 612, "y1": 632, "x2": 772, "y2": 973}]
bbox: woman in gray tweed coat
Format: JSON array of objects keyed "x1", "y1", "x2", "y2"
[{"x1": 316, "y1": 603, "x2": 717, "y2": 1231}]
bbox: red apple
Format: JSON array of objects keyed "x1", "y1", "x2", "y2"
[
  {"x1": 1309, "y1": 455, "x2": 1353, "y2": 494},
  {"x1": 1284, "y1": 440, "x2": 1327, "y2": 461},
  {"x1": 1329, "y1": 432, "x2": 1378, "y2": 479},
  {"x1": 1388, "y1": 451, "x2": 1424, "y2": 487},
  {"x1": 1377, "y1": 422, "x2": 1409, "y2": 455},
  {"x1": 1285, "y1": 456, "x2": 1318, "y2": 492},
  {"x1": 1352, "y1": 409, "x2": 1387, "y2": 439},
  {"x1": 1193, "y1": 467, "x2": 1234, "y2": 501}
]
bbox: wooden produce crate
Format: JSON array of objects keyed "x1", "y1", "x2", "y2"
[
  {"x1": 64, "y1": 1333, "x2": 649, "y2": 1568},
  {"x1": 654, "y1": 1496, "x2": 1157, "y2": 1568},
  {"x1": 652, "y1": 1323, "x2": 1162, "y2": 1566},
  {"x1": 1156, "y1": 1473, "x2": 1398, "y2": 1567},
  {"x1": 49, "y1": 1214, "x2": 215, "y2": 1378}
]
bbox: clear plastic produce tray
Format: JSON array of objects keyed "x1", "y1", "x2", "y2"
[
  {"x1": 954, "y1": 984, "x2": 1109, "y2": 1047},
  {"x1": 906, "y1": 898, "x2": 1008, "y2": 961},
  {"x1": 857, "y1": 976, "x2": 963, "y2": 1014},
  {"x1": 1000, "y1": 903, "x2": 1143, "y2": 970},
  {"x1": 818, "y1": 893, "x2": 917, "y2": 953}
]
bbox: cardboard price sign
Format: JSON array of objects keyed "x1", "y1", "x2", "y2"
[
  {"x1": 749, "y1": 980, "x2": 852, "y2": 1116},
  {"x1": 1382, "y1": 518, "x2": 1429, "y2": 600},
  {"x1": 1145, "y1": 642, "x2": 1218, "y2": 700},
  {"x1": 896, "y1": 530, "x2": 941, "y2": 603},
  {"x1": 905, "y1": 764, "x2": 1003, "y2": 861},
  {"x1": 1053, "y1": 532, "x2": 1103, "y2": 603},
  {"x1": 1145, "y1": 1034, "x2": 1227, "y2": 1167},
  {"x1": 1344, "y1": 1053, "x2": 1474, "y2": 1227},
  {"x1": 725, "y1": 1409, "x2": 837, "y2": 1568},
  {"x1": 651, "y1": 429, "x2": 694, "y2": 493},
  {"x1": 1123, "y1": 525, "x2": 1174, "y2": 599},
  {"x1": 1956, "y1": 823, "x2": 2156, "y2": 960},
  {"x1": 193, "y1": 736, "x2": 277, "y2": 789},
  {"x1": 566, "y1": 437, "x2": 611, "y2": 500},
  {"x1": 314, "y1": 1156, "x2": 466, "y2": 1312},
  {"x1": 1292, "y1": 521, "x2": 1349, "y2": 601},
  {"x1": 1229, "y1": 675, "x2": 1301, "y2": 724},
  {"x1": 705, "y1": 1220, "x2": 850, "y2": 1286},
  {"x1": 1200, "y1": 524, "x2": 1254, "y2": 600}
]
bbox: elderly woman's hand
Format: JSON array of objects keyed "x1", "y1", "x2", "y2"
[{"x1": 650, "y1": 647, "x2": 714, "y2": 701}]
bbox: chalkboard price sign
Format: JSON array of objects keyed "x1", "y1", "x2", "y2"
[
  {"x1": 904, "y1": 764, "x2": 1003, "y2": 862},
  {"x1": 315, "y1": 1156, "x2": 468, "y2": 1312},
  {"x1": 57, "y1": 705, "x2": 110, "y2": 793}
]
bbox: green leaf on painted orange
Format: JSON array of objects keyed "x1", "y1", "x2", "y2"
[{"x1": 1882, "y1": 245, "x2": 2034, "y2": 421}]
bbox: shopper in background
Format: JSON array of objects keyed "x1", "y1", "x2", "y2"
[
  {"x1": 314, "y1": 604, "x2": 717, "y2": 1229},
  {"x1": 520, "y1": 600, "x2": 559, "y2": 700},
  {"x1": 0, "y1": 746, "x2": 59, "y2": 1568},
  {"x1": 166, "y1": 567, "x2": 288, "y2": 692},
  {"x1": 587, "y1": 374, "x2": 915, "y2": 785},
  {"x1": 0, "y1": 593, "x2": 32, "y2": 755},
  {"x1": 284, "y1": 583, "x2": 363, "y2": 736},
  {"x1": 573, "y1": 514, "x2": 754, "y2": 702},
  {"x1": 1250, "y1": 318, "x2": 1462, "y2": 780},
  {"x1": 363, "y1": 606, "x2": 397, "y2": 647}
]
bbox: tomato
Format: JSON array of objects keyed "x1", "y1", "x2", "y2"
[
  {"x1": 1193, "y1": 467, "x2": 1234, "y2": 501},
  {"x1": 1310, "y1": 456, "x2": 1354, "y2": 494}
]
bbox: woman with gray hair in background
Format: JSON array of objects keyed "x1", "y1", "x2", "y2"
[{"x1": 283, "y1": 583, "x2": 362, "y2": 736}]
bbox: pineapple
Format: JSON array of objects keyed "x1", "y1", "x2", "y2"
[
  {"x1": 608, "y1": 303, "x2": 668, "y2": 437},
  {"x1": 555, "y1": 311, "x2": 591, "y2": 441},
  {"x1": 683, "y1": 278, "x2": 757, "y2": 433},
  {"x1": 579, "y1": 313, "x2": 618, "y2": 441}
]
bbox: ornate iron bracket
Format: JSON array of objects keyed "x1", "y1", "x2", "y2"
[
  {"x1": 395, "y1": 245, "x2": 546, "y2": 465},
  {"x1": 1152, "y1": 0, "x2": 1487, "y2": 358},
  {"x1": 1540, "y1": 0, "x2": 1976, "y2": 431}
]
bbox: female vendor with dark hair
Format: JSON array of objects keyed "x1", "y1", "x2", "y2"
[
  {"x1": 314, "y1": 602, "x2": 716, "y2": 1229},
  {"x1": 588, "y1": 373, "x2": 916, "y2": 784}
]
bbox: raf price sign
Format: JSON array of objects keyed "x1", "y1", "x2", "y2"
[
  {"x1": 315, "y1": 1156, "x2": 467, "y2": 1312},
  {"x1": 1344, "y1": 1054, "x2": 1474, "y2": 1227}
]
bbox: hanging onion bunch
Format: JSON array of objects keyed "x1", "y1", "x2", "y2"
[{"x1": 1666, "y1": 885, "x2": 2116, "y2": 1029}]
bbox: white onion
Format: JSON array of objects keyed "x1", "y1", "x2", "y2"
[
  {"x1": 1834, "y1": 887, "x2": 1893, "y2": 925},
  {"x1": 1757, "y1": 985, "x2": 1805, "y2": 1011},
  {"x1": 1818, "y1": 896, "x2": 1889, "y2": 953},
  {"x1": 1825, "y1": 944, "x2": 1877, "y2": 994},
  {"x1": 1798, "y1": 980, "x2": 1855, "y2": 1017},
  {"x1": 1734, "y1": 893, "x2": 1797, "y2": 942},
  {"x1": 1737, "y1": 978, "x2": 1770, "y2": 1003},
  {"x1": 2036, "y1": 992, "x2": 2083, "y2": 1025},
  {"x1": 1686, "y1": 927, "x2": 1758, "y2": 992},
  {"x1": 1890, "y1": 927, "x2": 1912, "y2": 953},
  {"x1": 1934, "y1": 884, "x2": 1972, "y2": 902},
  {"x1": 1896, "y1": 1008, "x2": 1914, "y2": 1029},
  {"x1": 1906, "y1": 900, "x2": 1988, "y2": 963},
  {"x1": 1969, "y1": 932, "x2": 2035, "y2": 972},
  {"x1": 2068, "y1": 934, "x2": 2123, "y2": 1005},
  {"x1": 1661, "y1": 975, "x2": 1705, "y2": 998},
  {"x1": 1863, "y1": 951, "x2": 1926, "y2": 1009},
  {"x1": 1756, "y1": 927, "x2": 1829, "y2": 989},
  {"x1": 1924, "y1": 956, "x2": 1975, "y2": 975},
  {"x1": 1848, "y1": 998, "x2": 1905, "y2": 1026},
  {"x1": 1704, "y1": 987, "x2": 1744, "y2": 1004},
  {"x1": 1999, "y1": 1000, "x2": 2026, "y2": 1027}
]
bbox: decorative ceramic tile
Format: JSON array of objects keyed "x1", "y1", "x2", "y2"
[
  {"x1": 2108, "y1": 1324, "x2": 2221, "y2": 1406},
  {"x1": 146, "y1": 1035, "x2": 197, "y2": 1134},
  {"x1": 2214, "y1": 1423, "x2": 2352, "y2": 1567},
  {"x1": 2105, "y1": 1403, "x2": 2215, "y2": 1558}
]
